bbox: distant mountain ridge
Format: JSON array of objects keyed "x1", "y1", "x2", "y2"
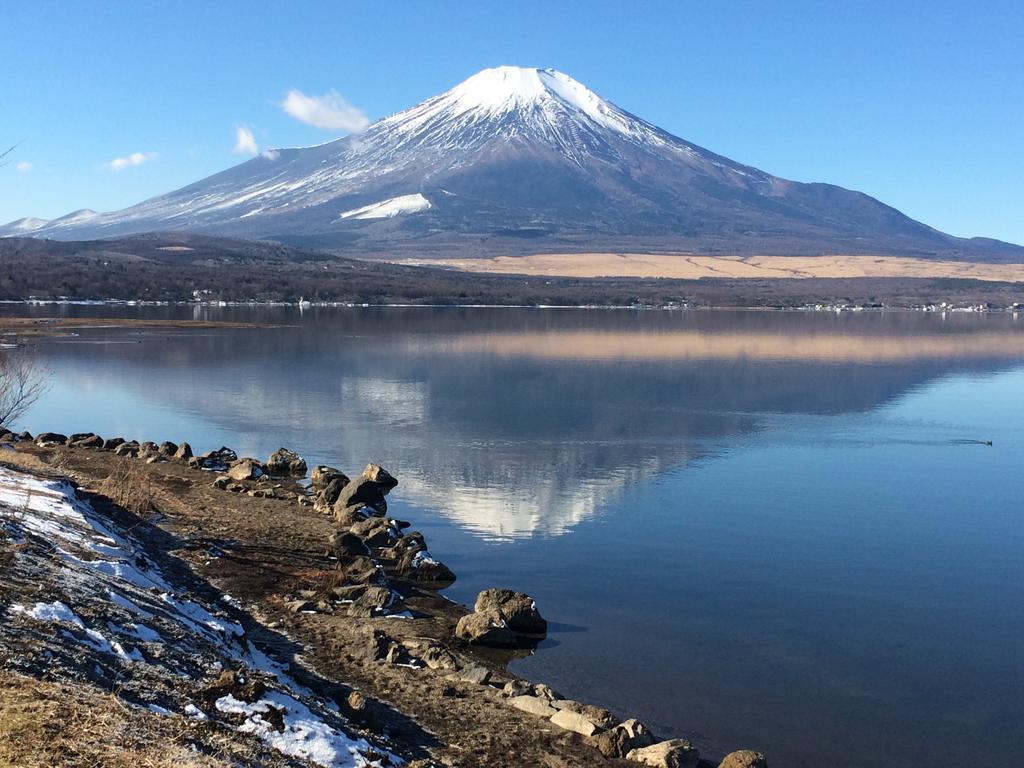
[{"x1": 4, "y1": 66, "x2": 1022, "y2": 261}]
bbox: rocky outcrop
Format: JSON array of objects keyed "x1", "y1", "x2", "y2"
[
  {"x1": 627, "y1": 739, "x2": 700, "y2": 768},
  {"x1": 266, "y1": 447, "x2": 307, "y2": 476}
]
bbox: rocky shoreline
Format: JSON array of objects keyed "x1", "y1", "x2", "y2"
[{"x1": 1, "y1": 428, "x2": 766, "y2": 768}]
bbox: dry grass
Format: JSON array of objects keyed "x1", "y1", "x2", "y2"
[
  {"x1": 410, "y1": 252, "x2": 1024, "y2": 282},
  {"x1": 100, "y1": 457, "x2": 156, "y2": 515},
  {"x1": 0, "y1": 672, "x2": 225, "y2": 768}
]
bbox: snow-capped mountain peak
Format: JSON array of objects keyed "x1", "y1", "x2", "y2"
[
  {"x1": 442, "y1": 66, "x2": 629, "y2": 128},
  {"x1": 8, "y1": 65, "x2": 1019, "y2": 260}
]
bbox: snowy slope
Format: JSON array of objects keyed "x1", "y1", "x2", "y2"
[{"x1": 12, "y1": 66, "x2": 1022, "y2": 259}]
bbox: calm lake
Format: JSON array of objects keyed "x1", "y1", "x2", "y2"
[{"x1": 13, "y1": 305, "x2": 1024, "y2": 767}]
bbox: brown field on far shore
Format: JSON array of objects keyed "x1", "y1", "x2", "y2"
[{"x1": 404, "y1": 253, "x2": 1024, "y2": 282}]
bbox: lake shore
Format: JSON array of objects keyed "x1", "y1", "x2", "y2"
[{"x1": 0, "y1": 431, "x2": 766, "y2": 768}]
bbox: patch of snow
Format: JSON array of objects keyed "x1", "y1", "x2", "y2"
[
  {"x1": 184, "y1": 703, "x2": 209, "y2": 720},
  {"x1": 339, "y1": 193, "x2": 431, "y2": 220},
  {"x1": 11, "y1": 600, "x2": 84, "y2": 627},
  {"x1": 216, "y1": 692, "x2": 380, "y2": 768}
]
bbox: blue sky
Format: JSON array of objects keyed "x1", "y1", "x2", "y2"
[{"x1": 3, "y1": 1, "x2": 1022, "y2": 243}]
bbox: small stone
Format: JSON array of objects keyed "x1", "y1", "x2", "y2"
[{"x1": 346, "y1": 691, "x2": 366, "y2": 711}]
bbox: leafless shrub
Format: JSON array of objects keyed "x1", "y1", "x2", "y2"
[
  {"x1": 0, "y1": 351, "x2": 49, "y2": 429},
  {"x1": 100, "y1": 458, "x2": 155, "y2": 515}
]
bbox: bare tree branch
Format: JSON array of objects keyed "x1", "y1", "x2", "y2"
[{"x1": 0, "y1": 351, "x2": 49, "y2": 428}]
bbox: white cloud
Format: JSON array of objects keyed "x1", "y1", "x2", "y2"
[
  {"x1": 108, "y1": 151, "x2": 157, "y2": 171},
  {"x1": 15, "y1": 162, "x2": 32, "y2": 172},
  {"x1": 280, "y1": 89, "x2": 369, "y2": 132},
  {"x1": 233, "y1": 125, "x2": 258, "y2": 155}
]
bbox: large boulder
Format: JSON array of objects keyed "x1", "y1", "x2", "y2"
[
  {"x1": 347, "y1": 585, "x2": 403, "y2": 617},
  {"x1": 174, "y1": 442, "x2": 193, "y2": 460},
  {"x1": 718, "y1": 751, "x2": 767, "y2": 768},
  {"x1": 199, "y1": 446, "x2": 237, "y2": 471},
  {"x1": 158, "y1": 441, "x2": 178, "y2": 456},
  {"x1": 35, "y1": 432, "x2": 67, "y2": 447},
  {"x1": 102, "y1": 437, "x2": 126, "y2": 451},
  {"x1": 474, "y1": 589, "x2": 546, "y2": 634},
  {"x1": 113, "y1": 441, "x2": 140, "y2": 457},
  {"x1": 227, "y1": 458, "x2": 265, "y2": 481},
  {"x1": 328, "y1": 530, "x2": 370, "y2": 557},
  {"x1": 594, "y1": 718, "x2": 656, "y2": 758},
  {"x1": 627, "y1": 739, "x2": 700, "y2": 768},
  {"x1": 454, "y1": 612, "x2": 518, "y2": 647},
  {"x1": 395, "y1": 549, "x2": 456, "y2": 588},
  {"x1": 350, "y1": 517, "x2": 401, "y2": 548},
  {"x1": 69, "y1": 433, "x2": 104, "y2": 448},
  {"x1": 266, "y1": 447, "x2": 307, "y2": 476},
  {"x1": 320, "y1": 477, "x2": 351, "y2": 505},
  {"x1": 333, "y1": 476, "x2": 388, "y2": 516},
  {"x1": 360, "y1": 463, "x2": 398, "y2": 492},
  {"x1": 311, "y1": 465, "x2": 348, "y2": 491}
]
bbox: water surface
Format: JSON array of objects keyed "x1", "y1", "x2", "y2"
[{"x1": 15, "y1": 305, "x2": 1024, "y2": 767}]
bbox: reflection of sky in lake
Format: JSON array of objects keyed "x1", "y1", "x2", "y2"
[{"x1": 16, "y1": 306, "x2": 1024, "y2": 767}]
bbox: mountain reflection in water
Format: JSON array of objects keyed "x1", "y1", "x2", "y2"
[{"x1": 21, "y1": 306, "x2": 1024, "y2": 541}]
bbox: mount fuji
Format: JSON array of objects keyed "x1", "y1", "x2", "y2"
[{"x1": 5, "y1": 66, "x2": 1021, "y2": 260}]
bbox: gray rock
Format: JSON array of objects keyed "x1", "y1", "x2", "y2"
[
  {"x1": 311, "y1": 465, "x2": 348, "y2": 491},
  {"x1": 507, "y1": 695, "x2": 558, "y2": 718},
  {"x1": 718, "y1": 751, "x2": 767, "y2": 768},
  {"x1": 627, "y1": 739, "x2": 700, "y2": 768},
  {"x1": 286, "y1": 600, "x2": 316, "y2": 613},
  {"x1": 102, "y1": 437, "x2": 126, "y2": 451},
  {"x1": 266, "y1": 447, "x2": 307, "y2": 476},
  {"x1": 328, "y1": 531, "x2": 370, "y2": 557},
  {"x1": 227, "y1": 459, "x2": 264, "y2": 481},
  {"x1": 35, "y1": 432, "x2": 67, "y2": 447},
  {"x1": 158, "y1": 441, "x2": 178, "y2": 456},
  {"x1": 173, "y1": 442, "x2": 193, "y2": 460},
  {"x1": 454, "y1": 612, "x2": 517, "y2": 647},
  {"x1": 593, "y1": 718, "x2": 656, "y2": 758},
  {"x1": 474, "y1": 588, "x2": 546, "y2": 634},
  {"x1": 360, "y1": 463, "x2": 398, "y2": 492},
  {"x1": 502, "y1": 680, "x2": 533, "y2": 698},
  {"x1": 448, "y1": 664, "x2": 493, "y2": 685},
  {"x1": 333, "y1": 476, "x2": 388, "y2": 515},
  {"x1": 70, "y1": 433, "x2": 104, "y2": 448},
  {"x1": 550, "y1": 707, "x2": 606, "y2": 736}
]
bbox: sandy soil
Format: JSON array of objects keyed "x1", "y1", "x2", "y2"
[{"x1": 406, "y1": 253, "x2": 1024, "y2": 283}]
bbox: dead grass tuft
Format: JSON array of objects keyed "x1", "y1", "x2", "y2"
[
  {"x1": 100, "y1": 457, "x2": 156, "y2": 515},
  {"x1": 0, "y1": 672, "x2": 225, "y2": 768}
]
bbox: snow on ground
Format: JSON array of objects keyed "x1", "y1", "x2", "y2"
[
  {"x1": 339, "y1": 193, "x2": 432, "y2": 220},
  {"x1": 0, "y1": 467, "x2": 395, "y2": 767}
]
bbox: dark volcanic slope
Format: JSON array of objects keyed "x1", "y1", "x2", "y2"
[{"x1": 4, "y1": 67, "x2": 1022, "y2": 261}]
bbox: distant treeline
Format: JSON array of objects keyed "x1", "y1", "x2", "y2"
[{"x1": 0, "y1": 234, "x2": 1020, "y2": 308}]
